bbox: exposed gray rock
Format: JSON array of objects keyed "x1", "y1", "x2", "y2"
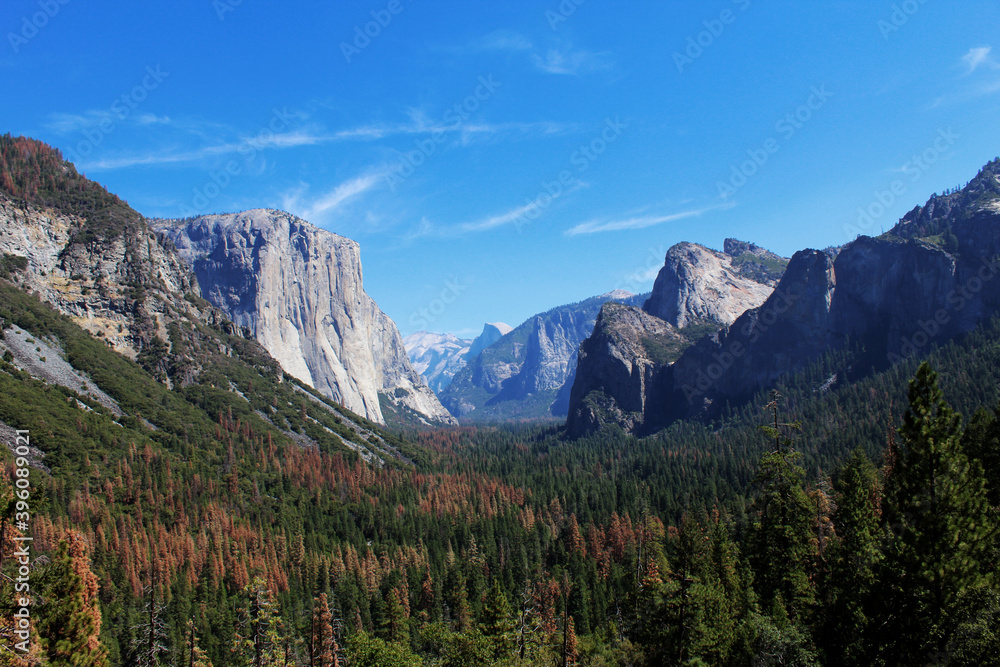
[
  {"x1": 567, "y1": 158, "x2": 1000, "y2": 435},
  {"x1": 440, "y1": 292, "x2": 646, "y2": 421},
  {"x1": 467, "y1": 322, "x2": 513, "y2": 360},
  {"x1": 0, "y1": 192, "x2": 197, "y2": 362},
  {"x1": 151, "y1": 209, "x2": 456, "y2": 426},
  {"x1": 643, "y1": 242, "x2": 778, "y2": 328},
  {"x1": 567, "y1": 239, "x2": 785, "y2": 434},
  {"x1": 567, "y1": 303, "x2": 683, "y2": 435},
  {"x1": 404, "y1": 331, "x2": 473, "y2": 393}
]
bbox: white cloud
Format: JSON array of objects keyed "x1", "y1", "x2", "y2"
[
  {"x1": 282, "y1": 172, "x2": 386, "y2": 223},
  {"x1": 461, "y1": 201, "x2": 540, "y2": 233},
  {"x1": 45, "y1": 111, "x2": 115, "y2": 134},
  {"x1": 564, "y1": 203, "x2": 734, "y2": 237},
  {"x1": 933, "y1": 46, "x2": 1000, "y2": 107},
  {"x1": 963, "y1": 46, "x2": 995, "y2": 73},
  {"x1": 134, "y1": 113, "x2": 172, "y2": 126},
  {"x1": 76, "y1": 129, "x2": 328, "y2": 171},
  {"x1": 532, "y1": 46, "x2": 612, "y2": 76},
  {"x1": 478, "y1": 30, "x2": 533, "y2": 52}
]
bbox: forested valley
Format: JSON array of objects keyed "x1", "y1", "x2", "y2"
[{"x1": 2, "y1": 272, "x2": 999, "y2": 665}]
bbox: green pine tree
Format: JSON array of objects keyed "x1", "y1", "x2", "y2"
[
  {"x1": 821, "y1": 448, "x2": 882, "y2": 666},
  {"x1": 878, "y1": 362, "x2": 997, "y2": 663}
]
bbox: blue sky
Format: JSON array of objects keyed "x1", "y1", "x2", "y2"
[{"x1": 3, "y1": 1, "x2": 1000, "y2": 337}]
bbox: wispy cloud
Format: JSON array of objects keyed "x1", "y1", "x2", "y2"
[
  {"x1": 134, "y1": 113, "x2": 172, "y2": 126},
  {"x1": 478, "y1": 30, "x2": 533, "y2": 52},
  {"x1": 564, "y1": 203, "x2": 734, "y2": 237},
  {"x1": 461, "y1": 201, "x2": 540, "y2": 233},
  {"x1": 77, "y1": 129, "x2": 328, "y2": 171},
  {"x1": 963, "y1": 46, "x2": 995, "y2": 73},
  {"x1": 532, "y1": 45, "x2": 612, "y2": 76},
  {"x1": 932, "y1": 45, "x2": 1000, "y2": 107},
  {"x1": 45, "y1": 111, "x2": 115, "y2": 134},
  {"x1": 75, "y1": 115, "x2": 571, "y2": 171},
  {"x1": 282, "y1": 171, "x2": 386, "y2": 223}
]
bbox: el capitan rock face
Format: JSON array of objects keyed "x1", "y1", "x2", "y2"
[{"x1": 152, "y1": 209, "x2": 456, "y2": 426}]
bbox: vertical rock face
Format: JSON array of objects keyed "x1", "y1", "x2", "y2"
[
  {"x1": 151, "y1": 209, "x2": 456, "y2": 425},
  {"x1": 439, "y1": 292, "x2": 646, "y2": 420},
  {"x1": 567, "y1": 240, "x2": 786, "y2": 435},
  {"x1": 566, "y1": 302, "x2": 683, "y2": 435},
  {"x1": 403, "y1": 322, "x2": 513, "y2": 393},
  {"x1": 466, "y1": 322, "x2": 513, "y2": 360},
  {"x1": 567, "y1": 158, "x2": 1000, "y2": 436},
  {"x1": 643, "y1": 242, "x2": 779, "y2": 328},
  {"x1": 0, "y1": 192, "x2": 197, "y2": 363}
]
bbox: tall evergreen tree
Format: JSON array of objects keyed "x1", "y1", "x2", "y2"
[
  {"x1": 310, "y1": 593, "x2": 334, "y2": 667},
  {"x1": 747, "y1": 448, "x2": 818, "y2": 622},
  {"x1": 37, "y1": 533, "x2": 109, "y2": 667},
  {"x1": 878, "y1": 362, "x2": 997, "y2": 663},
  {"x1": 232, "y1": 577, "x2": 283, "y2": 667},
  {"x1": 820, "y1": 448, "x2": 882, "y2": 665}
]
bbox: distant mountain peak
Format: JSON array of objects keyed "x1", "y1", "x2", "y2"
[{"x1": 642, "y1": 241, "x2": 784, "y2": 328}]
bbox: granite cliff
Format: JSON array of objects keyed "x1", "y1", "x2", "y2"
[
  {"x1": 439, "y1": 291, "x2": 645, "y2": 421},
  {"x1": 404, "y1": 322, "x2": 512, "y2": 393},
  {"x1": 151, "y1": 210, "x2": 456, "y2": 426},
  {"x1": 568, "y1": 159, "x2": 1000, "y2": 436}
]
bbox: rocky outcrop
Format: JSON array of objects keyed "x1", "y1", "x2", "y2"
[
  {"x1": 643, "y1": 242, "x2": 781, "y2": 327},
  {"x1": 440, "y1": 292, "x2": 645, "y2": 421},
  {"x1": 566, "y1": 303, "x2": 683, "y2": 434},
  {"x1": 467, "y1": 322, "x2": 513, "y2": 360},
  {"x1": 567, "y1": 158, "x2": 1000, "y2": 435},
  {"x1": 0, "y1": 191, "x2": 198, "y2": 368},
  {"x1": 404, "y1": 322, "x2": 513, "y2": 393},
  {"x1": 152, "y1": 210, "x2": 456, "y2": 426},
  {"x1": 567, "y1": 240, "x2": 785, "y2": 434}
]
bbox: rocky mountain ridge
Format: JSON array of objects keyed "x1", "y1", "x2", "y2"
[
  {"x1": 567, "y1": 238, "x2": 786, "y2": 434},
  {"x1": 404, "y1": 322, "x2": 513, "y2": 393},
  {"x1": 568, "y1": 158, "x2": 1000, "y2": 436},
  {"x1": 439, "y1": 291, "x2": 646, "y2": 421}
]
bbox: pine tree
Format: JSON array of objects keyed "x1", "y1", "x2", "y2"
[
  {"x1": 185, "y1": 619, "x2": 214, "y2": 667},
  {"x1": 748, "y1": 449, "x2": 818, "y2": 622},
  {"x1": 879, "y1": 362, "x2": 997, "y2": 663},
  {"x1": 232, "y1": 577, "x2": 283, "y2": 667},
  {"x1": 479, "y1": 578, "x2": 515, "y2": 659},
  {"x1": 821, "y1": 448, "x2": 882, "y2": 665},
  {"x1": 310, "y1": 593, "x2": 334, "y2": 667},
  {"x1": 562, "y1": 615, "x2": 579, "y2": 667},
  {"x1": 37, "y1": 533, "x2": 109, "y2": 667}
]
